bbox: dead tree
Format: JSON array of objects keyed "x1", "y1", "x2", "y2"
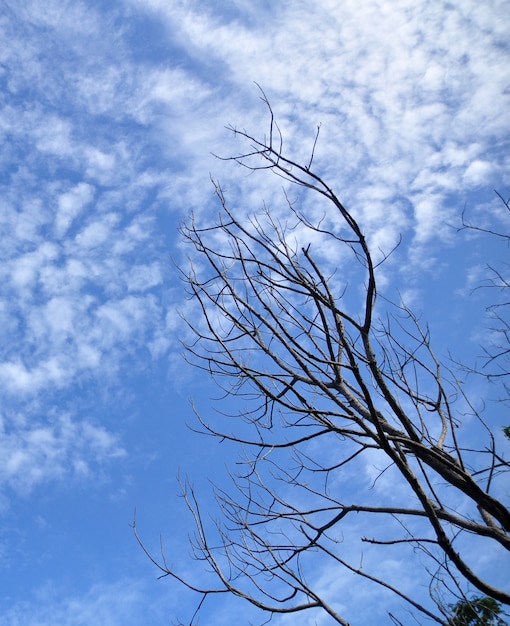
[
  {"x1": 458, "y1": 192, "x2": 510, "y2": 408},
  {"x1": 135, "y1": 94, "x2": 510, "y2": 626}
]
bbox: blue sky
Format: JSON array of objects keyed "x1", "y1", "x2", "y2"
[{"x1": 1, "y1": 0, "x2": 509, "y2": 624}]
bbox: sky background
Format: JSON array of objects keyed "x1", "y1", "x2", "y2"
[{"x1": 1, "y1": 0, "x2": 509, "y2": 624}]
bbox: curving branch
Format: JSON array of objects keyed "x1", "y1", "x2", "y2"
[{"x1": 137, "y1": 93, "x2": 510, "y2": 626}]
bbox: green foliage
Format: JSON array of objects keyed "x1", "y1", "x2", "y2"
[
  {"x1": 449, "y1": 597, "x2": 508, "y2": 626},
  {"x1": 503, "y1": 426, "x2": 510, "y2": 440}
]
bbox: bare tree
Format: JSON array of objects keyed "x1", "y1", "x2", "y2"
[
  {"x1": 458, "y1": 193, "x2": 510, "y2": 411},
  {"x1": 135, "y1": 94, "x2": 510, "y2": 626}
]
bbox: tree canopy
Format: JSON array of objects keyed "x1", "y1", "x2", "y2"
[{"x1": 449, "y1": 596, "x2": 508, "y2": 626}]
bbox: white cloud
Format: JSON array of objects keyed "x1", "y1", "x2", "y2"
[
  {"x1": 35, "y1": 117, "x2": 75, "y2": 156},
  {"x1": 126, "y1": 262, "x2": 163, "y2": 292},
  {"x1": 0, "y1": 578, "x2": 173, "y2": 626},
  {"x1": 9, "y1": 243, "x2": 60, "y2": 290},
  {"x1": 0, "y1": 0, "x2": 504, "y2": 436},
  {"x1": 129, "y1": 0, "x2": 509, "y2": 273},
  {"x1": 0, "y1": 412, "x2": 125, "y2": 496},
  {"x1": 55, "y1": 183, "x2": 95, "y2": 238},
  {"x1": 0, "y1": 5, "x2": 186, "y2": 501},
  {"x1": 75, "y1": 214, "x2": 121, "y2": 249},
  {"x1": 463, "y1": 159, "x2": 495, "y2": 186},
  {"x1": 0, "y1": 357, "x2": 67, "y2": 395},
  {"x1": 94, "y1": 295, "x2": 156, "y2": 345}
]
